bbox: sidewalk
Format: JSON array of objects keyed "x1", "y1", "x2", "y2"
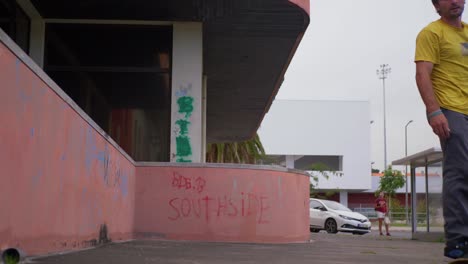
[
  {"x1": 29, "y1": 231, "x2": 450, "y2": 264},
  {"x1": 371, "y1": 222, "x2": 444, "y2": 232},
  {"x1": 371, "y1": 222, "x2": 413, "y2": 232}
]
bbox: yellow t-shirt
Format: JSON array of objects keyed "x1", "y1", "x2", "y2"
[{"x1": 415, "y1": 19, "x2": 468, "y2": 115}]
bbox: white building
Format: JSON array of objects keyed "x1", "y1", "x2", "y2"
[{"x1": 258, "y1": 99, "x2": 372, "y2": 206}]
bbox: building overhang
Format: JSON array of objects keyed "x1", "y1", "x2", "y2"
[
  {"x1": 30, "y1": 0, "x2": 310, "y2": 143},
  {"x1": 392, "y1": 147, "x2": 443, "y2": 167}
]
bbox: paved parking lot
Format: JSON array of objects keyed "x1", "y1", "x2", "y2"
[{"x1": 29, "y1": 231, "x2": 449, "y2": 264}]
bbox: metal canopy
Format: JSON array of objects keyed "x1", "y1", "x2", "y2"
[
  {"x1": 392, "y1": 147, "x2": 443, "y2": 167},
  {"x1": 392, "y1": 147, "x2": 444, "y2": 241},
  {"x1": 30, "y1": 0, "x2": 310, "y2": 143}
]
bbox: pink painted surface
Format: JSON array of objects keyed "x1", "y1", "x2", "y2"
[
  {"x1": 0, "y1": 32, "x2": 310, "y2": 256},
  {"x1": 135, "y1": 166, "x2": 310, "y2": 243},
  {"x1": 289, "y1": 0, "x2": 310, "y2": 15},
  {"x1": 0, "y1": 42, "x2": 136, "y2": 255}
]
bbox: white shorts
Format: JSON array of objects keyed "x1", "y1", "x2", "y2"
[{"x1": 376, "y1": 211, "x2": 386, "y2": 219}]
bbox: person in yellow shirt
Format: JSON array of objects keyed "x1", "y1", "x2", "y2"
[{"x1": 415, "y1": 0, "x2": 468, "y2": 260}]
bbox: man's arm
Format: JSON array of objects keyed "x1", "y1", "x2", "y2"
[{"x1": 415, "y1": 61, "x2": 450, "y2": 139}]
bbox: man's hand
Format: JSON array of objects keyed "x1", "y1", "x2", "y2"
[
  {"x1": 429, "y1": 114, "x2": 451, "y2": 140},
  {"x1": 415, "y1": 61, "x2": 451, "y2": 139}
]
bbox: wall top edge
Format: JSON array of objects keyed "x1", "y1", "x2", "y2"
[{"x1": 136, "y1": 162, "x2": 310, "y2": 177}]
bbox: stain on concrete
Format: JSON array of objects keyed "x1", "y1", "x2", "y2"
[{"x1": 99, "y1": 224, "x2": 110, "y2": 244}]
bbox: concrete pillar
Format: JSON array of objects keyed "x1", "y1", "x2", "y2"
[
  {"x1": 339, "y1": 191, "x2": 348, "y2": 207},
  {"x1": 285, "y1": 155, "x2": 295, "y2": 169},
  {"x1": 29, "y1": 19, "x2": 45, "y2": 68},
  {"x1": 201, "y1": 75, "x2": 207, "y2": 163},
  {"x1": 16, "y1": 0, "x2": 45, "y2": 67},
  {"x1": 170, "y1": 22, "x2": 203, "y2": 163}
]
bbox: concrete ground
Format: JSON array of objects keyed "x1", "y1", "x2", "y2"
[{"x1": 27, "y1": 229, "x2": 452, "y2": 264}]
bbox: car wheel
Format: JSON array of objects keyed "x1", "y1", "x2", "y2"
[
  {"x1": 310, "y1": 228, "x2": 320, "y2": 233},
  {"x1": 325, "y1": 219, "x2": 338, "y2": 234}
]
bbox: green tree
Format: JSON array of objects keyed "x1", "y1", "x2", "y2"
[
  {"x1": 388, "y1": 197, "x2": 405, "y2": 221},
  {"x1": 376, "y1": 166, "x2": 405, "y2": 197}
]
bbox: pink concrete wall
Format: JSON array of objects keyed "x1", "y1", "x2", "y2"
[
  {"x1": 135, "y1": 166, "x2": 310, "y2": 243},
  {"x1": 0, "y1": 42, "x2": 136, "y2": 255},
  {"x1": 0, "y1": 28, "x2": 311, "y2": 256}
]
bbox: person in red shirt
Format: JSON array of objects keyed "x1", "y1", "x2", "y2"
[{"x1": 375, "y1": 192, "x2": 390, "y2": 236}]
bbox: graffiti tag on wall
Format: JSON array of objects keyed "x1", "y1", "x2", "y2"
[
  {"x1": 174, "y1": 84, "x2": 194, "y2": 162},
  {"x1": 168, "y1": 172, "x2": 271, "y2": 224},
  {"x1": 84, "y1": 127, "x2": 130, "y2": 197}
]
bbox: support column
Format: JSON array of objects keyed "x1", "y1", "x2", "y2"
[
  {"x1": 339, "y1": 191, "x2": 348, "y2": 207},
  {"x1": 29, "y1": 19, "x2": 45, "y2": 68},
  {"x1": 16, "y1": 0, "x2": 45, "y2": 67},
  {"x1": 201, "y1": 75, "x2": 207, "y2": 163},
  {"x1": 170, "y1": 22, "x2": 203, "y2": 163},
  {"x1": 411, "y1": 166, "x2": 417, "y2": 234},
  {"x1": 285, "y1": 155, "x2": 295, "y2": 169}
]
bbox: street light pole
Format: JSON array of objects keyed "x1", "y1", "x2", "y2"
[
  {"x1": 404, "y1": 120, "x2": 413, "y2": 224},
  {"x1": 377, "y1": 64, "x2": 391, "y2": 170}
]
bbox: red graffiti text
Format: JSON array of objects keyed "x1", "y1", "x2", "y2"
[{"x1": 168, "y1": 193, "x2": 270, "y2": 224}]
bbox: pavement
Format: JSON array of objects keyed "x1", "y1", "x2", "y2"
[{"x1": 26, "y1": 228, "x2": 453, "y2": 264}]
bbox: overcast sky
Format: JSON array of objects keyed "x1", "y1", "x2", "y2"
[{"x1": 271, "y1": 0, "x2": 468, "y2": 172}]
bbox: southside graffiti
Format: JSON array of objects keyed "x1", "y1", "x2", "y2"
[{"x1": 168, "y1": 193, "x2": 270, "y2": 224}]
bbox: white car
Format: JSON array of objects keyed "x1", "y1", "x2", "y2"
[{"x1": 309, "y1": 198, "x2": 371, "y2": 235}]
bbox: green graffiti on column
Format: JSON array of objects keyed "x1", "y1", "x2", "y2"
[
  {"x1": 176, "y1": 136, "x2": 192, "y2": 157},
  {"x1": 176, "y1": 158, "x2": 192, "y2": 163},
  {"x1": 175, "y1": 92, "x2": 194, "y2": 163},
  {"x1": 175, "y1": 119, "x2": 190, "y2": 136},
  {"x1": 177, "y1": 96, "x2": 194, "y2": 118}
]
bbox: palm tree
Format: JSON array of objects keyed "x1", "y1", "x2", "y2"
[{"x1": 206, "y1": 133, "x2": 265, "y2": 164}]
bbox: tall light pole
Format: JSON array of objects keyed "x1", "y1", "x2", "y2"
[
  {"x1": 377, "y1": 64, "x2": 391, "y2": 170},
  {"x1": 405, "y1": 119, "x2": 413, "y2": 224}
]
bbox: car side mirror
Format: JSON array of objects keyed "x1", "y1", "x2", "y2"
[{"x1": 319, "y1": 207, "x2": 327, "y2": 211}]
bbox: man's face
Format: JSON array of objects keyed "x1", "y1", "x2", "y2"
[{"x1": 435, "y1": 0, "x2": 465, "y2": 19}]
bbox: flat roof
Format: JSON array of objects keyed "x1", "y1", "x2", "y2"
[
  {"x1": 392, "y1": 147, "x2": 443, "y2": 167},
  {"x1": 28, "y1": 0, "x2": 310, "y2": 143}
]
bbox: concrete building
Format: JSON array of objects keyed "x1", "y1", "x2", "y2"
[
  {"x1": 258, "y1": 100, "x2": 442, "y2": 221},
  {"x1": 258, "y1": 100, "x2": 372, "y2": 207},
  {"x1": 0, "y1": 0, "x2": 311, "y2": 258}
]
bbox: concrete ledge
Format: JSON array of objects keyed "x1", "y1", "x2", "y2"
[
  {"x1": 135, "y1": 166, "x2": 310, "y2": 243},
  {"x1": 136, "y1": 162, "x2": 310, "y2": 178},
  {"x1": 412, "y1": 232, "x2": 445, "y2": 242}
]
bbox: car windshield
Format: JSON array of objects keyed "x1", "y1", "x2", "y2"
[{"x1": 321, "y1": 200, "x2": 351, "y2": 212}]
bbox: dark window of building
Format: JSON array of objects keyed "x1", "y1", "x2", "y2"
[
  {"x1": 295, "y1": 155, "x2": 344, "y2": 171},
  {"x1": 44, "y1": 24, "x2": 172, "y2": 162},
  {"x1": 0, "y1": 0, "x2": 30, "y2": 53},
  {"x1": 259, "y1": 155, "x2": 344, "y2": 171}
]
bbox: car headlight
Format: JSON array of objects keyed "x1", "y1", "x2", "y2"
[{"x1": 339, "y1": 215, "x2": 353, "y2": 220}]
